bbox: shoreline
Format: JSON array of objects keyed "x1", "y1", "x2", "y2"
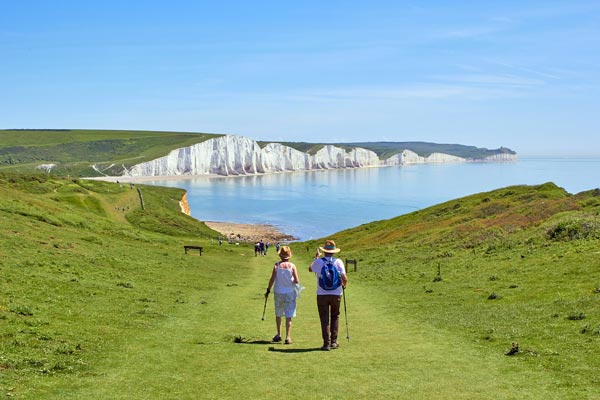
[
  {"x1": 82, "y1": 164, "x2": 389, "y2": 184},
  {"x1": 85, "y1": 175, "x2": 300, "y2": 242},
  {"x1": 204, "y1": 221, "x2": 298, "y2": 243}
]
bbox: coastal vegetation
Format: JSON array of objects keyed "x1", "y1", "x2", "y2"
[
  {"x1": 1, "y1": 171, "x2": 599, "y2": 399},
  {"x1": 0, "y1": 129, "x2": 222, "y2": 177}
]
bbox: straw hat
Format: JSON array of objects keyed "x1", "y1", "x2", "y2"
[
  {"x1": 319, "y1": 239, "x2": 341, "y2": 254},
  {"x1": 278, "y1": 246, "x2": 293, "y2": 260}
]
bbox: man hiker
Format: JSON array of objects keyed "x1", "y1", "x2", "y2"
[{"x1": 309, "y1": 239, "x2": 347, "y2": 351}]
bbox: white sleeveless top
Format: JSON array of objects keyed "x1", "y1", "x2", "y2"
[{"x1": 273, "y1": 262, "x2": 295, "y2": 294}]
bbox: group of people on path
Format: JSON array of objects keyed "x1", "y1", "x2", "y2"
[
  {"x1": 264, "y1": 239, "x2": 348, "y2": 351},
  {"x1": 254, "y1": 240, "x2": 274, "y2": 256}
]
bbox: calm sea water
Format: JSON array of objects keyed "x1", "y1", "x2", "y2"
[{"x1": 144, "y1": 158, "x2": 600, "y2": 241}]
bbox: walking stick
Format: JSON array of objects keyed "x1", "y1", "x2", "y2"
[
  {"x1": 261, "y1": 293, "x2": 268, "y2": 321},
  {"x1": 342, "y1": 286, "x2": 350, "y2": 341}
]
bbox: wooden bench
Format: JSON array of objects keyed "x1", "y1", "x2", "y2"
[{"x1": 184, "y1": 245, "x2": 203, "y2": 256}]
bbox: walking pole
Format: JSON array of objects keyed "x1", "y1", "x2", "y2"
[
  {"x1": 261, "y1": 293, "x2": 268, "y2": 321},
  {"x1": 342, "y1": 286, "x2": 350, "y2": 341}
]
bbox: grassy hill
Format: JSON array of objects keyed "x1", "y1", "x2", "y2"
[
  {"x1": 0, "y1": 129, "x2": 222, "y2": 177},
  {"x1": 2, "y1": 174, "x2": 599, "y2": 398}
]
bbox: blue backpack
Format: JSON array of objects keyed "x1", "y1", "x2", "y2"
[{"x1": 319, "y1": 258, "x2": 341, "y2": 290}]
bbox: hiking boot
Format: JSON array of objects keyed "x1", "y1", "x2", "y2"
[
  {"x1": 330, "y1": 341, "x2": 339, "y2": 349},
  {"x1": 321, "y1": 343, "x2": 330, "y2": 351},
  {"x1": 272, "y1": 334, "x2": 282, "y2": 342}
]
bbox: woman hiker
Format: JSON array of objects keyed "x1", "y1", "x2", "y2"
[
  {"x1": 265, "y1": 246, "x2": 300, "y2": 344},
  {"x1": 309, "y1": 239, "x2": 348, "y2": 351}
]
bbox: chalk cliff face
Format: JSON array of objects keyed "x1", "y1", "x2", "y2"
[
  {"x1": 125, "y1": 135, "x2": 381, "y2": 177},
  {"x1": 124, "y1": 135, "x2": 516, "y2": 177},
  {"x1": 384, "y1": 150, "x2": 466, "y2": 166},
  {"x1": 482, "y1": 153, "x2": 518, "y2": 162}
]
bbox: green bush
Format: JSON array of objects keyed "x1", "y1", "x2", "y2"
[{"x1": 547, "y1": 218, "x2": 600, "y2": 241}]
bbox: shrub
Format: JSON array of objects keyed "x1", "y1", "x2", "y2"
[{"x1": 547, "y1": 218, "x2": 600, "y2": 241}]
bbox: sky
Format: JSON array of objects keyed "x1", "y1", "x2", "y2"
[{"x1": 1, "y1": 1, "x2": 599, "y2": 156}]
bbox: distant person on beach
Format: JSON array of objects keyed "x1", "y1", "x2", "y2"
[
  {"x1": 254, "y1": 242, "x2": 260, "y2": 256},
  {"x1": 265, "y1": 246, "x2": 300, "y2": 344},
  {"x1": 259, "y1": 240, "x2": 265, "y2": 256},
  {"x1": 309, "y1": 239, "x2": 347, "y2": 351},
  {"x1": 264, "y1": 241, "x2": 270, "y2": 256},
  {"x1": 276, "y1": 242, "x2": 280, "y2": 252}
]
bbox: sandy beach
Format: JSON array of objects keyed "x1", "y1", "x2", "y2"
[
  {"x1": 87, "y1": 174, "x2": 300, "y2": 242},
  {"x1": 204, "y1": 221, "x2": 297, "y2": 243}
]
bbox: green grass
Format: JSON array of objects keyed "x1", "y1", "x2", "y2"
[
  {"x1": 1, "y1": 174, "x2": 599, "y2": 399},
  {"x1": 0, "y1": 129, "x2": 222, "y2": 176}
]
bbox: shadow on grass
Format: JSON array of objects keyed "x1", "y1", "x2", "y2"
[
  {"x1": 267, "y1": 346, "x2": 323, "y2": 353},
  {"x1": 235, "y1": 339, "x2": 323, "y2": 352},
  {"x1": 241, "y1": 340, "x2": 272, "y2": 345}
]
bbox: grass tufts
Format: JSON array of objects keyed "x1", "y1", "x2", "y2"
[
  {"x1": 9, "y1": 305, "x2": 33, "y2": 316},
  {"x1": 566, "y1": 312, "x2": 586, "y2": 321},
  {"x1": 487, "y1": 292, "x2": 502, "y2": 300}
]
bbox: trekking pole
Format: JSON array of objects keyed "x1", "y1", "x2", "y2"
[
  {"x1": 261, "y1": 293, "x2": 268, "y2": 321},
  {"x1": 342, "y1": 286, "x2": 349, "y2": 341}
]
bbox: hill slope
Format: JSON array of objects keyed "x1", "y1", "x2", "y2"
[
  {"x1": 0, "y1": 129, "x2": 222, "y2": 177},
  {"x1": 306, "y1": 182, "x2": 600, "y2": 396},
  {"x1": 2, "y1": 176, "x2": 599, "y2": 398}
]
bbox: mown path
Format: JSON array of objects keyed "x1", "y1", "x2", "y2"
[{"x1": 37, "y1": 250, "x2": 575, "y2": 399}]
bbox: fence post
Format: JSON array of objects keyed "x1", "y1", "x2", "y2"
[
  {"x1": 345, "y1": 258, "x2": 357, "y2": 272},
  {"x1": 137, "y1": 187, "x2": 145, "y2": 210}
]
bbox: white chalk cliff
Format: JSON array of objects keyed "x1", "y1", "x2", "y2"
[
  {"x1": 383, "y1": 150, "x2": 466, "y2": 166},
  {"x1": 124, "y1": 135, "x2": 514, "y2": 177},
  {"x1": 481, "y1": 153, "x2": 517, "y2": 162}
]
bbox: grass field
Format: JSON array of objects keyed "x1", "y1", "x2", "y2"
[
  {"x1": 1, "y1": 174, "x2": 599, "y2": 399},
  {"x1": 0, "y1": 129, "x2": 221, "y2": 177}
]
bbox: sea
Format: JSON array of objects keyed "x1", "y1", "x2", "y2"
[{"x1": 143, "y1": 157, "x2": 600, "y2": 241}]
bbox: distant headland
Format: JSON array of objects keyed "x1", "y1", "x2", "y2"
[{"x1": 0, "y1": 129, "x2": 516, "y2": 178}]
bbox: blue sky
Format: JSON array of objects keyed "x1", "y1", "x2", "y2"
[{"x1": 1, "y1": 1, "x2": 599, "y2": 156}]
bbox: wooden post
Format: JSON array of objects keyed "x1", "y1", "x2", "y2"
[
  {"x1": 345, "y1": 258, "x2": 357, "y2": 272},
  {"x1": 137, "y1": 187, "x2": 145, "y2": 210}
]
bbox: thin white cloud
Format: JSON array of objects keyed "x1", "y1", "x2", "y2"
[
  {"x1": 434, "y1": 74, "x2": 546, "y2": 87},
  {"x1": 276, "y1": 82, "x2": 529, "y2": 103},
  {"x1": 485, "y1": 59, "x2": 563, "y2": 80}
]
